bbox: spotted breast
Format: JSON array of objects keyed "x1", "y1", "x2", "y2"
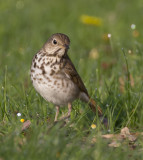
[{"x1": 30, "y1": 50, "x2": 80, "y2": 106}]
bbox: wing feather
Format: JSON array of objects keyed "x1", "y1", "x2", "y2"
[{"x1": 62, "y1": 55, "x2": 89, "y2": 96}]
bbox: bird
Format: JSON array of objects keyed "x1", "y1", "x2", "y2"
[{"x1": 30, "y1": 33, "x2": 103, "y2": 122}]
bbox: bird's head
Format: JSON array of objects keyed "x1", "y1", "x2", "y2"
[{"x1": 43, "y1": 33, "x2": 70, "y2": 57}]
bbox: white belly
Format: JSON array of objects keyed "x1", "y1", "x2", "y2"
[{"x1": 32, "y1": 77, "x2": 79, "y2": 106}]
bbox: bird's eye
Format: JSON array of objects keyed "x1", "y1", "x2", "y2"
[{"x1": 53, "y1": 39, "x2": 57, "y2": 45}]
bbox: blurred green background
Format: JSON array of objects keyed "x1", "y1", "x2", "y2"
[{"x1": 1, "y1": 0, "x2": 143, "y2": 159}]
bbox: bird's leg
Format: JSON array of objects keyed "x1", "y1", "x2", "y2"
[
  {"x1": 54, "y1": 106, "x2": 60, "y2": 122},
  {"x1": 60, "y1": 103, "x2": 72, "y2": 120},
  {"x1": 67, "y1": 103, "x2": 72, "y2": 117}
]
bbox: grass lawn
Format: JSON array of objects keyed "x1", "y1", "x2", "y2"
[{"x1": 1, "y1": 0, "x2": 143, "y2": 159}]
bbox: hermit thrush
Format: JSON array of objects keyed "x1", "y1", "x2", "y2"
[{"x1": 30, "y1": 33, "x2": 103, "y2": 121}]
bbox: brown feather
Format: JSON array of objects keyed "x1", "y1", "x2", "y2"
[
  {"x1": 62, "y1": 55, "x2": 103, "y2": 116},
  {"x1": 89, "y1": 99, "x2": 103, "y2": 116},
  {"x1": 62, "y1": 55, "x2": 89, "y2": 95}
]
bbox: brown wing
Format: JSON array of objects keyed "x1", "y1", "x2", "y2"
[
  {"x1": 62, "y1": 55, "x2": 89, "y2": 96},
  {"x1": 62, "y1": 55, "x2": 103, "y2": 116}
]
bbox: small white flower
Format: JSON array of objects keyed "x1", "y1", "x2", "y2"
[
  {"x1": 106, "y1": 104, "x2": 109, "y2": 107},
  {"x1": 17, "y1": 113, "x2": 21, "y2": 117},
  {"x1": 131, "y1": 24, "x2": 136, "y2": 30},
  {"x1": 107, "y1": 34, "x2": 111, "y2": 38}
]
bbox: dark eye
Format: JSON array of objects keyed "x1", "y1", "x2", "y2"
[{"x1": 53, "y1": 39, "x2": 57, "y2": 45}]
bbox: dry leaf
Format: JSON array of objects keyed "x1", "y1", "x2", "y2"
[
  {"x1": 108, "y1": 141, "x2": 121, "y2": 147},
  {"x1": 102, "y1": 134, "x2": 123, "y2": 141},
  {"x1": 91, "y1": 137, "x2": 97, "y2": 143},
  {"x1": 89, "y1": 48, "x2": 99, "y2": 59},
  {"x1": 119, "y1": 76, "x2": 125, "y2": 93},
  {"x1": 91, "y1": 127, "x2": 141, "y2": 148},
  {"x1": 132, "y1": 30, "x2": 139, "y2": 37},
  {"x1": 120, "y1": 127, "x2": 137, "y2": 142},
  {"x1": 130, "y1": 74, "x2": 134, "y2": 87},
  {"x1": 128, "y1": 135, "x2": 137, "y2": 142},
  {"x1": 141, "y1": 132, "x2": 143, "y2": 136},
  {"x1": 22, "y1": 120, "x2": 31, "y2": 131},
  {"x1": 119, "y1": 74, "x2": 134, "y2": 93},
  {"x1": 101, "y1": 62, "x2": 114, "y2": 70},
  {"x1": 102, "y1": 134, "x2": 115, "y2": 139},
  {"x1": 120, "y1": 127, "x2": 130, "y2": 137}
]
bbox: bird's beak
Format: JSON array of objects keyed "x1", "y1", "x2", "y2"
[
  {"x1": 58, "y1": 44, "x2": 69, "y2": 57},
  {"x1": 62, "y1": 44, "x2": 69, "y2": 50}
]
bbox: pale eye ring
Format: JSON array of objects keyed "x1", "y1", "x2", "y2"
[{"x1": 53, "y1": 39, "x2": 57, "y2": 45}]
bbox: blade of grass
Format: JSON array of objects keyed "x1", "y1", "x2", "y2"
[
  {"x1": 126, "y1": 96, "x2": 141, "y2": 126},
  {"x1": 122, "y1": 48, "x2": 131, "y2": 110},
  {"x1": 2, "y1": 66, "x2": 10, "y2": 121}
]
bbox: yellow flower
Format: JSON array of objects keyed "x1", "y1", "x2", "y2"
[
  {"x1": 80, "y1": 15, "x2": 103, "y2": 26},
  {"x1": 91, "y1": 124, "x2": 96, "y2": 129},
  {"x1": 20, "y1": 119, "x2": 25, "y2": 123}
]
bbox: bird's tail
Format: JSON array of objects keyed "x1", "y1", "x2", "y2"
[
  {"x1": 79, "y1": 92, "x2": 103, "y2": 116},
  {"x1": 90, "y1": 99, "x2": 108, "y2": 127},
  {"x1": 89, "y1": 99, "x2": 103, "y2": 116}
]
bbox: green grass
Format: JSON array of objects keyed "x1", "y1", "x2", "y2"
[{"x1": 1, "y1": 0, "x2": 143, "y2": 159}]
